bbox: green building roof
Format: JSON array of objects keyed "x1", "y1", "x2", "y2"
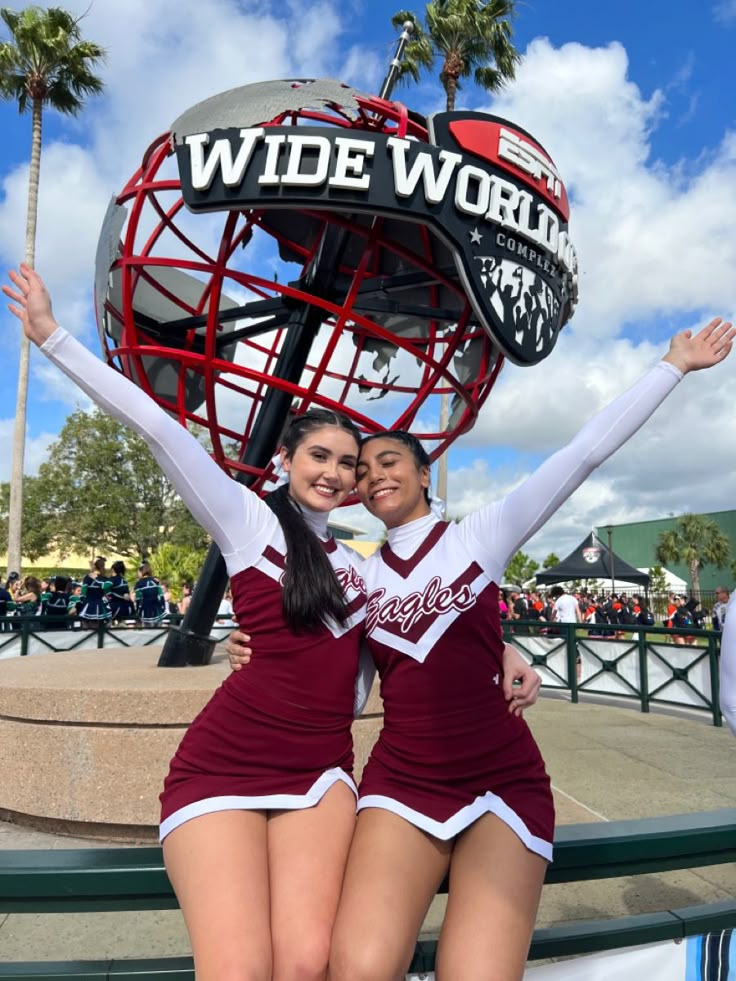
[{"x1": 595, "y1": 510, "x2": 736, "y2": 594}]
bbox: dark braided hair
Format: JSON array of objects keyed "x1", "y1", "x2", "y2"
[
  {"x1": 265, "y1": 408, "x2": 362, "y2": 632},
  {"x1": 360, "y1": 430, "x2": 432, "y2": 505}
]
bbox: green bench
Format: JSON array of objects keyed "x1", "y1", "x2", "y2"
[{"x1": 0, "y1": 809, "x2": 734, "y2": 978}]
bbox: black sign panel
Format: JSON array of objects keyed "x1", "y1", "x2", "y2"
[{"x1": 175, "y1": 113, "x2": 577, "y2": 366}]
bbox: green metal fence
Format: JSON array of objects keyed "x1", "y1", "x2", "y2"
[
  {"x1": 0, "y1": 809, "x2": 734, "y2": 978},
  {"x1": 502, "y1": 621, "x2": 724, "y2": 726},
  {"x1": 0, "y1": 616, "x2": 726, "y2": 726},
  {"x1": 0, "y1": 615, "x2": 230, "y2": 658}
]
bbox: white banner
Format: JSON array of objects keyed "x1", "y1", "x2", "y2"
[
  {"x1": 406, "y1": 930, "x2": 736, "y2": 980},
  {"x1": 523, "y1": 940, "x2": 686, "y2": 979}
]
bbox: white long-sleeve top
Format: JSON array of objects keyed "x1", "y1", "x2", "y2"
[
  {"x1": 40, "y1": 327, "x2": 375, "y2": 714},
  {"x1": 382, "y1": 360, "x2": 683, "y2": 581}
]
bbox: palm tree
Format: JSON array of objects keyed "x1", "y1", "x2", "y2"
[
  {"x1": 389, "y1": 0, "x2": 521, "y2": 507},
  {"x1": 656, "y1": 514, "x2": 731, "y2": 598},
  {"x1": 0, "y1": 6, "x2": 105, "y2": 577}
]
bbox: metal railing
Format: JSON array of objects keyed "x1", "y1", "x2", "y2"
[
  {"x1": 0, "y1": 616, "x2": 725, "y2": 726},
  {"x1": 0, "y1": 614, "x2": 233, "y2": 659},
  {"x1": 502, "y1": 621, "x2": 724, "y2": 726},
  {"x1": 0, "y1": 809, "x2": 734, "y2": 977}
]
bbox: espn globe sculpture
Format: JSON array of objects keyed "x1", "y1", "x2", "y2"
[{"x1": 93, "y1": 77, "x2": 578, "y2": 664}]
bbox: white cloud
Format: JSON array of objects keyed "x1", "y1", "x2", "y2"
[
  {"x1": 486, "y1": 39, "x2": 736, "y2": 332},
  {"x1": 33, "y1": 358, "x2": 94, "y2": 411},
  {"x1": 0, "y1": 141, "x2": 110, "y2": 322},
  {"x1": 445, "y1": 328, "x2": 736, "y2": 562},
  {"x1": 714, "y1": 0, "x2": 736, "y2": 23},
  {"x1": 0, "y1": 418, "x2": 56, "y2": 481}
]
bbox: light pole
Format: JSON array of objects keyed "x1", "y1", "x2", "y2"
[{"x1": 606, "y1": 525, "x2": 615, "y2": 597}]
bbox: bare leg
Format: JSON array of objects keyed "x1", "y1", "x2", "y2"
[
  {"x1": 436, "y1": 814, "x2": 547, "y2": 981},
  {"x1": 328, "y1": 808, "x2": 452, "y2": 981},
  {"x1": 269, "y1": 781, "x2": 357, "y2": 981},
  {"x1": 163, "y1": 810, "x2": 271, "y2": 981}
]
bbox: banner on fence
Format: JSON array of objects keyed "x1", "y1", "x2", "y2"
[{"x1": 406, "y1": 930, "x2": 735, "y2": 981}]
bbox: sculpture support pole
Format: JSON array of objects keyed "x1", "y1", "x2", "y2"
[
  {"x1": 158, "y1": 229, "x2": 348, "y2": 666},
  {"x1": 159, "y1": 27, "x2": 412, "y2": 666}
]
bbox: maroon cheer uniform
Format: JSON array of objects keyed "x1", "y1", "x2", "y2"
[
  {"x1": 359, "y1": 360, "x2": 684, "y2": 860},
  {"x1": 40, "y1": 329, "x2": 372, "y2": 842}
]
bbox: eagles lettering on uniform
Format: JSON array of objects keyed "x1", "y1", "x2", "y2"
[
  {"x1": 39, "y1": 327, "x2": 373, "y2": 843},
  {"x1": 357, "y1": 358, "x2": 684, "y2": 859}
]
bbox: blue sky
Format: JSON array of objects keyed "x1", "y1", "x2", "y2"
[{"x1": 1, "y1": 0, "x2": 735, "y2": 562}]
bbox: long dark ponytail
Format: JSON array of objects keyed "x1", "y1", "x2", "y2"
[{"x1": 265, "y1": 409, "x2": 361, "y2": 632}]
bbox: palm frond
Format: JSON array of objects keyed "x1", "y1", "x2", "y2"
[
  {"x1": 391, "y1": 9, "x2": 422, "y2": 34},
  {"x1": 0, "y1": 4, "x2": 104, "y2": 114},
  {"x1": 473, "y1": 64, "x2": 504, "y2": 92}
]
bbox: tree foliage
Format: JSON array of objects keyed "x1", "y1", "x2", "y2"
[
  {"x1": 505, "y1": 550, "x2": 539, "y2": 586},
  {"x1": 542, "y1": 552, "x2": 560, "y2": 569},
  {"x1": 0, "y1": 5, "x2": 105, "y2": 112},
  {"x1": 656, "y1": 514, "x2": 731, "y2": 597},
  {"x1": 147, "y1": 543, "x2": 209, "y2": 601},
  {"x1": 0, "y1": 475, "x2": 52, "y2": 561},
  {"x1": 9, "y1": 409, "x2": 210, "y2": 561},
  {"x1": 646, "y1": 563, "x2": 669, "y2": 615},
  {"x1": 391, "y1": 0, "x2": 520, "y2": 110},
  {"x1": 647, "y1": 563, "x2": 669, "y2": 596}
]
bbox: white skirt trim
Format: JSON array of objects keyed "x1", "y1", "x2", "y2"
[
  {"x1": 357, "y1": 789, "x2": 553, "y2": 862},
  {"x1": 78, "y1": 606, "x2": 110, "y2": 620},
  {"x1": 160, "y1": 767, "x2": 357, "y2": 841}
]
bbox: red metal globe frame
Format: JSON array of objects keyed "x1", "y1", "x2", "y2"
[{"x1": 97, "y1": 89, "x2": 504, "y2": 499}]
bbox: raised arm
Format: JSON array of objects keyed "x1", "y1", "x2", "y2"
[
  {"x1": 720, "y1": 595, "x2": 736, "y2": 736},
  {"x1": 3, "y1": 264, "x2": 263, "y2": 556},
  {"x1": 461, "y1": 319, "x2": 734, "y2": 577}
]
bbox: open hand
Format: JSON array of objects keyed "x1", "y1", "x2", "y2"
[
  {"x1": 2, "y1": 263, "x2": 59, "y2": 346},
  {"x1": 663, "y1": 317, "x2": 735, "y2": 374}
]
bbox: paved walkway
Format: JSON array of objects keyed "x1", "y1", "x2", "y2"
[{"x1": 0, "y1": 694, "x2": 733, "y2": 963}]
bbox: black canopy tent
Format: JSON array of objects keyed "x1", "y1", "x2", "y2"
[{"x1": 535, "y1": 532, "x2": 650, "y2": 589}]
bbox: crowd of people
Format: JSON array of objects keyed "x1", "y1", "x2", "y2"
[
  {"x1": 499, "y1": 585, "x2": 730, "y2": 644},
  {"x1": 0, "y1": 558, "x2": 175, "y2": 628},
  {"x1": 0, "y1": 561, "x2": 239, "y2": 632}
]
